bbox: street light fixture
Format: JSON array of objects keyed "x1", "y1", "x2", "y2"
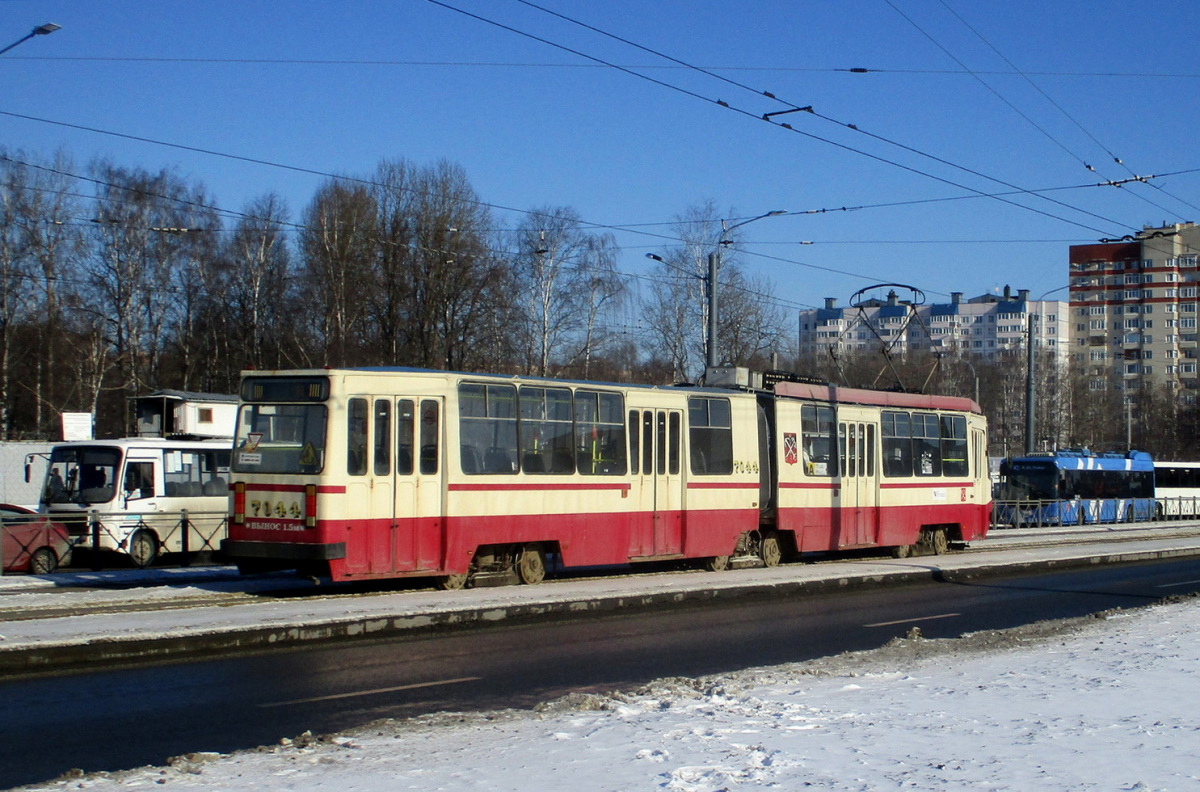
[{"x1": 0, "y1": 22, "x2": 61, "y2": 57}]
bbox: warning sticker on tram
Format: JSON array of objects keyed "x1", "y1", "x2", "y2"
[{"x1": 299, "y1": 442, "x2": 318, "y2": 467}]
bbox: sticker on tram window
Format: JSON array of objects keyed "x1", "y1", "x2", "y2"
[
  {"x1": 243, "y1": 433, "x2": 263, "y2": 453},
  {"x1": 299, "y1": 443, "x2": 318, "y2": 467},
  {"x1": 239, "y1": 453, "x2": 262, "y2": 465},
  {"x1": 783, "y1": 433, "x2": 798, "y2": 465}
]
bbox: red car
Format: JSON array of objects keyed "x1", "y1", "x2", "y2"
[{"x1": 1, "y1": 504, "x2": 72, "y2": 574}]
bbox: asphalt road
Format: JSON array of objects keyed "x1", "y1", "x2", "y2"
[{"x1": 3, "y1": 554, "x2": 1200, "y2": 789}]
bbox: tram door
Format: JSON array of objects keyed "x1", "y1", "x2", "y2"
[
  {"x1": 837, "y1": 417, "x2": 878, "y2": 547},
  {"x1": 631, "y1": 408, "x2": 684, "y2": 558},
  {"x1": 392, "y1": 397, "x2": 445, "y2": 572}
]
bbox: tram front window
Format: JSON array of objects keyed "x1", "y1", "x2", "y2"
[{"x1": 233, "y1": 404, "x2": 328, "y2": 474}]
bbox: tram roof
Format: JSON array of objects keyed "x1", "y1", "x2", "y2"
[
  {"x1": 772, "y1": 381, "x2": 981, "y2": 414},
  {"x1": 241, "y1": 367, "x2": 983, "y2": 413},
  {"x1": 241, "y1": 367, "x2": 741, "y2": 395}
]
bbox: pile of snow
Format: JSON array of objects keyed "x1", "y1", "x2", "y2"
[{"x1": 23, "y1": 598, "x2": 1200, "y2": 791}]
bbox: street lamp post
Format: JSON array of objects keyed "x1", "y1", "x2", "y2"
[
  {"x1": 961, "y1": 356, "x2": 980, "y2": 406},
  {"x1": 709, "y1": 210, "x2": 786, "y2": 369},
  {"x1": 0, "y1": 23, "x2": 60, "y2": 57},
  {"x1": 645, "y1": 209, "x2": 786, "y2": 377}
]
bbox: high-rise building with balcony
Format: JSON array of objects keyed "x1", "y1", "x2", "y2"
[{"x1": 1068, "y1": 222, "x2": 1200, "y2": 402}]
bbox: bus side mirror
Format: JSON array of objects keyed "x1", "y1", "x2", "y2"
[{"x1": 24, "y1": 462, "x2": 31, "y2": 483}]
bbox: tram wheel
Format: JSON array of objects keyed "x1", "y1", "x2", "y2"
[
  {"x1": 929, "y1": 528, "x2": 949, "y2": 556},
  {"x1": 516, "y1": 545, "x2": 546, "y2": 585},
  {"x1": 438, "y1": 573, "x2": 469, "y2": 591},
  {"x1": 30, "y1": 547, "x2": 58, "y2": 575},
  {"x1": 129, "y1": 529, "x2": 159, "y2": 568},
  {"x1": 892, "y1": 543, "x2": 914, "y2": 559},
  {"x1": 760, "y1": 532, "x2": 782, "y2": 567},
  {"x1": 704, "y1": 555, "x2": 730, "y2": 572}
]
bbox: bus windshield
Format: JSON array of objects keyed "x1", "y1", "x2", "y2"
[
  {"x1": 42, "y1": 446, "x2": 122, "y2": 506},
  {"x1": 999, "y1": 462, "x2": 1058, "y2": 500},
  {"x1": 233, "y1": 403, "x2": 327, "y2": 474}
]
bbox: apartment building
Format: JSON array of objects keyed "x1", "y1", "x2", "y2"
[
  {"x1": 1068, "y1": 222, "x2": 1200, "y2": 402},
  {"x1": 799, "y1": 287, "x2": 1069, "y2": 361}
]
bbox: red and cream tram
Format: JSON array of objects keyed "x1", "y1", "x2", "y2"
[{"x1": 222, "y1": 368, "x2": 990, "y2": 586}]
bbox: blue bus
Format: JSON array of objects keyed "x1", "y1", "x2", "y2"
[{"x1": 995, "y1": 449, "x2": 1155, "y2": 527}]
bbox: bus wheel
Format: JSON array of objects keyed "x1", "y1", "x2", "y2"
[
  {"x1": 30, "y1": 547, "x2": 58, "y2": 575},
  {"x1": 760, "y1": 533, "x2": 782, "y2": 567},
  {"x1": 438, "y1": 573, "x2": 469, "y2": 591},
  {"x1": 928, "y1": 528, "x2": 949, "y2": 556},
  {"x1": 516, "y1": 545, "x2": 546, "y2": 585},
  {"x1": 704, "y1": 555, "x2": 730, "y2": 572},
  {"x1": 129, "y1": 529, "x2": 159, "y2": 568}
]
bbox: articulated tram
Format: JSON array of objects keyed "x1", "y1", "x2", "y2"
[{"x1": 222, "y1": 367, "x2": 991, "y2": 587}]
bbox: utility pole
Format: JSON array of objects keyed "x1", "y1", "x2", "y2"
[
  {"x1": 706, "y1": 251, "x2": 719, "y2": 369},
  {"x1": 1025, "y1": 311, "x2": 1036, "y2": 454}
]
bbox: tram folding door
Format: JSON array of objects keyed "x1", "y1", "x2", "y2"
[
  {"x1": 837, "y1": 411, "x2": 879, "y2": 548},
  {"x1": 395, "y1": 397, "x2": 444, "y2": 572},
  {"x1": 630, "y1": 407, "x2": 684, "y2": 559},
  {"x1": 345, "y1": 395, "x2": 445, "y2": 575}
]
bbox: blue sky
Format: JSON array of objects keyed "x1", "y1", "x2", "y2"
[{"x1": 4, "y1": 0, "x2": 1199, "y2": 320}]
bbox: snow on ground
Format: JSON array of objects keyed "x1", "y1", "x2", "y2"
[{"x1": 18, "y1": 596, "x2": 1200, "y2": 792}]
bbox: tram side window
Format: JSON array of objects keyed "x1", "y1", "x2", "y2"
[
  {"x1": 668, "y1": 412, "x2": 681, "y2": 475},
  {"x1": 839, "y1": 424, "x2": 854, "y2": 478},
  {"x1": 347, "y1": 398, "x2": 368, "y2": 476},
  {"x1": 801, "y1": 404, "x2": 836, "y2": 476},
  {"x1": 575, "y1": 390, "x2": 627, "y2": 475},
  {"x1": 396, "y1": 399, "x2": 415, "y2": 475},
  {"x1": 458, "y1": 383, "x2": 518, "y2": 474},
  {"x1": 641, "y1": 411, "x2": 654, "y2": 475},
  {"x1": 419, "y1": 399, "x2": 440, "y2": 474},
  {"x1": 940, "y1": 415, "x2": 968, "y2": 477},
  {"x1": 374, "y1": 399, "x2": 391, "y2": 476},
  {"x1": 882, "y1": 411, "x2": 912, "y2": 477},
  {"x1": 689, "y1": 397, "x2": 733, "y2": 475},
  {"x1": 866, "y1": 424, "x2": 876, "y2": 477},
  {"x1": 519, "y1": 386, "x2": 574, "y2": 474},
  {"x1": 912, "y1": 413, "x2": 942, "y2": 476},
  {"x1": 628, "y1": 410, "x2": 640, "y2": 475}
]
